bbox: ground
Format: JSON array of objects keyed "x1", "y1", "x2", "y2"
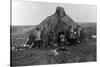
[
  {"x1": 11, "y1": 23, "x2": 96, "y2": 66},
  {"x1": 11, "y1": 40, "x2": 96, "y2": 66}
]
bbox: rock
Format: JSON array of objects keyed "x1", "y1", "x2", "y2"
[{"x1": 48, "y1": 49, "x2": 59, "y2": 56}]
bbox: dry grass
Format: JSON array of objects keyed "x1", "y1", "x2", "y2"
[{"x1": 11, "y1": 41, "x2": 96, "y2": 66}]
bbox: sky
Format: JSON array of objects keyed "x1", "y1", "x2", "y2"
[{"x1": 12, "y1": 0, "x2": 97, "y2": 25}]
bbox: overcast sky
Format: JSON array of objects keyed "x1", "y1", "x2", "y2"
[{"x1": 12, "y1": 0, "x2": 97, "y2": 25}]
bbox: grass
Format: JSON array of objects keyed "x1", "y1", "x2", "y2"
[
  {"x1": 11, "y1": 40, "x2": 96, "y2": 66},
  {"x1": 11, "y1": 23, "x2": 96, "y2": 66}
]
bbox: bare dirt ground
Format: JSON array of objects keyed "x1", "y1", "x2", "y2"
[{"x1": 11, "y1": 40, "x2": 96, "y2": 66}]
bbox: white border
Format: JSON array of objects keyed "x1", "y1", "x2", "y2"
[{"x1": 0, "y1": 0, "x2": 100, "y2": 67}]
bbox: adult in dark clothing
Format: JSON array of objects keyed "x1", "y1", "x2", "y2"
[
  {"x1": 74, "y1": 25, "x2": 82, "y2": 44},
  {"x1": 66, "y1": 25, "x2": 74, "y2": 45},
  {"x1": 40, "y1": 30, "x2": 44, "y2": 48},
  {"x1": 47, "y1": 30, "x2": 55, "y2": 47},
  {"x1": 80, "y1": 29, "x2": 86, "y2": 42},
  {"x1": 27, "y1": 33, "x2": 35, "y2": 48},
  {"x1": 40, "y1": 26, "x2": 48, "y2": 48},
  {"x1": 57, "y1": 32, "x2": 61, "y2": 44},
  {"x1": 57, "y1": 31, "x2": 63, "y2": 46},
  {"x1": 72, "y1": 28, "x2": 79, "y2": 45}
]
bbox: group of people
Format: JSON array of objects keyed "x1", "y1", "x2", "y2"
[
  {"x1": 57, "y1": 25, "x2": 85, "y2": 46},
  {"x1": 26, "y1": 25, "x2": 86, "y2": 49}
]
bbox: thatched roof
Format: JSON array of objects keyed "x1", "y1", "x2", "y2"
[{"x1": 38, "y1": 6, "x2": 77, "y2": 34}]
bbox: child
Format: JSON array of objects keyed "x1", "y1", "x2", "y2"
[{"x1": 60, "y1": 33, "x2": 65, "y2": 46}]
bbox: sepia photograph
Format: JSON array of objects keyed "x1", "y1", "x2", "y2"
[{"x1": 11, "y1": 0, "x2": 97, "y2": 66}]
